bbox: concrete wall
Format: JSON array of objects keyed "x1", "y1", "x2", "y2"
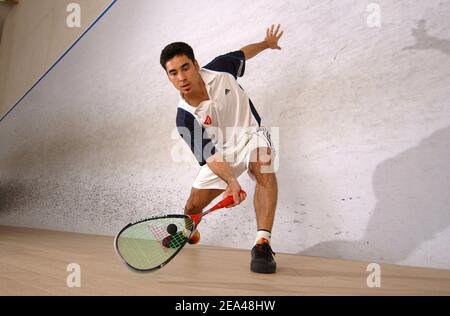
[
  {"x1": 0, "y1": 1, "x2": 15, "y2": 42},
  {"x1": 0, "y1": 0, "x2": 113, "y2": 117},
  {"x1": 0, "y1": 0, "x2": 449, "y2": 269}
]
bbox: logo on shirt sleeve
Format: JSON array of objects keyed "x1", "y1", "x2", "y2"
[
  {"x1": 203, "y1": 115, "x2": 212, "y2": 125},
  {"x1": 225, "y1": 89, "x2": 231, "y2": 95}
]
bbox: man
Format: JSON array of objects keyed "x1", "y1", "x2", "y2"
[{"x1": 160, "y1": 24, "x2": 283, "y2": 274}]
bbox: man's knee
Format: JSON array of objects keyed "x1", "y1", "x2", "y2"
[
  {"x1": 185, "y1": 195, "x2": 203, "y2": 214},
  {"x1": 185, "y1": 188, "x2": 223, "y2": 214},
  {"x1": 250, "y1": 147, "x2": 273, "y2": 164},
  {"x1": 251, "y1": 170, "x2": 277, "y2": 187},
  {"x1": 249, "y1": 147, "x2": 277, "y2": 185}
]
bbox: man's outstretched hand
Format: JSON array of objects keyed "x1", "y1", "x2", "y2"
[
  {"x1": 264, "y1": 24, "x2": 284, "y2": 50},
  {"x1": 241, "y1": 24, "x2": 284, "y2": 60}
]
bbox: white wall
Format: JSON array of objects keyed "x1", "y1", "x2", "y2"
[{"x1": 0, "y1": 0, "x2": 449, "y2": 269}]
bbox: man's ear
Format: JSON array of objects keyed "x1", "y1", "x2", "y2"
[{"x1": 194, "y1": 60, "x2": 200, "y2": 70}]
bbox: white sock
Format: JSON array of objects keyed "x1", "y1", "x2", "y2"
[{"x1": 255, "y1": 229, "x2": 271, "y2": 245}]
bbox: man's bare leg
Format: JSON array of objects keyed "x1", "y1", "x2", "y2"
[
  {"x1": 249, "y1": 147, "x2": 278, "y2": 233},
  {"x1": 248, "y1": 147, "x2": 278, "y2": 274}
]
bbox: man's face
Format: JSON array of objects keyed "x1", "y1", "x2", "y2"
[{"x1": 165, "y1": 54, "x2": 201, "y2": 95}]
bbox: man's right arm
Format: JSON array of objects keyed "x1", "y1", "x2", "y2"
[{"x1": 206, "y1": 153, "x2": 246, "y2": 207}]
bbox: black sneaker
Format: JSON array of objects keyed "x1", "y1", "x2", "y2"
[{"x1": 250, "y1": 242, "x2": 277, "y2": 274}]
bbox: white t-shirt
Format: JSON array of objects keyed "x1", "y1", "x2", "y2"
[{"x1": 176, "y1": 50, "x2": 262, "y2": 165}]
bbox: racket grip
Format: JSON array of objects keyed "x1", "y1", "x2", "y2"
[{"x1": 214, "y1": 189, "x2": 246, "y2": 209}]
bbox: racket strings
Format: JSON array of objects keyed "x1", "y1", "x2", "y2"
[{"x1": 116, "y1": 216, "x2": 193, "y2": 270}]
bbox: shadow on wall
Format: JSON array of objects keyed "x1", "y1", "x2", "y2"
[
  {"x1": 0, "y1": 181, "x2": 38, "y2": 218},
  {"x1": 402, "y1": 19, "x2": 450, "y2": 56},
  {"x1": 300, "y1": 126, "x2": 450, "y2": 265}
]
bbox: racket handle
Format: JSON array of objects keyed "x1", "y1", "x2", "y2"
[
  {"x1": 191, "y1": 190, "x2": 247, "y2": 225},
  {"x1": 211, "y1": 189, "x2": 246, "y2": 210}
]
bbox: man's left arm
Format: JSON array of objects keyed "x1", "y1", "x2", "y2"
[{"x1": 240, "y1": 24, "x2": 284, "y2": 60}]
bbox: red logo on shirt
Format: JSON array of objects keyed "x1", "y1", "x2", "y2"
[{"x1": 203, "y1": 115, "x2": 212, "y2": 125}]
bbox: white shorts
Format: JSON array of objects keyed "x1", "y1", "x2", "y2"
[{"x1": 192, "y1": 127, "x2": 276, "y2": 190}]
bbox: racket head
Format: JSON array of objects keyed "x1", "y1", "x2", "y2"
[{"x1": 114, "y1": 214, "x2": 194, "y2": 272}]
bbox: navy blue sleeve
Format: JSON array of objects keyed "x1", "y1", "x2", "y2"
[
  {"x1": 203, "y1": 50, "x2": 246, "y2": 79},
  {"x1": 176, "y1": 108, "x2": 216, "y2": 166}
]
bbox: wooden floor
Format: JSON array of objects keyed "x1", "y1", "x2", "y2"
[{"x1": 1, "y1": 225, "x2": 449, "y2": 296}]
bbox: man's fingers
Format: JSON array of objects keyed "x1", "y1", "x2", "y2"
[
  {"x1": 231, "y1": 191, "x2": 245, "y2": 207},
  {"x1": 274, "y1": 24, "x2": 280, "y2": 35},
  {"x1": 266, "y1": 25, "x2": 283, "y2": 50},
  {"x1": 239, "y1": 191, "x2": 247, "y2": 202},
  {"x1": 233, "y1": 192, "x2": 240, "y2": 204},
  {"x1": 224, "y1": 187, "x2": 246, "y2": 208},
  {"x1": 277, "y1": 30, "x2": 284, "y2": 39},
  {"x1": 225, "y1": 191, "x2": 235, "y2": 208}
]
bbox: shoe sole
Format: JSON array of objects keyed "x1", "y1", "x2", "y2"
[{"x1": 250, "y1": 260, "x2": 277, "y2": 274}]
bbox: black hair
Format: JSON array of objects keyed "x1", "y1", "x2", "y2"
[{"x1": 160, "y1": 42, "x2": 195, "y2": 70}]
